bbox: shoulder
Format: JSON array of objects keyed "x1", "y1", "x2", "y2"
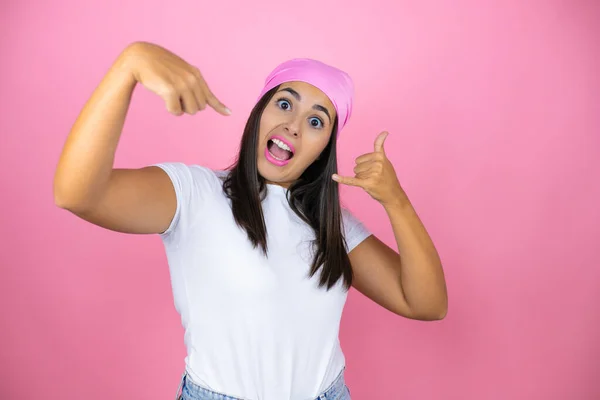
[
  {"x1": 152, "y1": 162, "x2": 230, "y2": 239},
  {"x1": 340, "y1": 206, "x2": 364, "y2": 228},
  {"x1": 340, "y1": 206, "x2": 372, "y2": 253},
  {"x1": 153, "y1": 162, "x2": 229, "y2": 192}
]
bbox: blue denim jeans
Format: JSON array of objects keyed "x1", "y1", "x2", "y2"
[{"x1": 175, "y1": 367, "x2": 351, "y2": 400}]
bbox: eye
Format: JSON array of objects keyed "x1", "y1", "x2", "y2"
[
  {"x1": 309, "y1": 117, "x2": 324, "y2": 129},
  {"x1": 276, "y1": 98, "x2": 291, "y2": 111}
]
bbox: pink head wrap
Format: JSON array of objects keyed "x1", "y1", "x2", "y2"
[{"x1": 257, "y1": 58, "x2": 354, "y2": 135}]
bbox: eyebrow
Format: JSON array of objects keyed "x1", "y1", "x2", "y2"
[{"x1": 279, "y1": 87, "x2": 332, "y2": 123}]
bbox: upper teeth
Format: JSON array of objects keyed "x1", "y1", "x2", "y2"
[{"x1": 272, "y1": 138, "x2": 292, "y2": 153}]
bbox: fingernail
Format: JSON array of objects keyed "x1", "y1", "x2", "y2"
[{"x1": 224, "y1": 107, "x2": 232, "y2": 115}]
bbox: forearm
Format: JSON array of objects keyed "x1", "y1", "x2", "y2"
[
  {"x1": 383, "y1": 192, "x2": 448, "y2": 319},
  {"x1": 54, "y1": 47, "x2": 138, "y2": 209}
]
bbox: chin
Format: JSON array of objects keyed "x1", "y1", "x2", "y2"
[
  {"x1": 258, "y1": 158, "x2": 283, "y2": 178},
  {"x1": 258, "y1": 157, "x2": 299, "y2": 185}
]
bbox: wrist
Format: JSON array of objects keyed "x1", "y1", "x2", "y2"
[
  {"x1": 112, "y1": 43, "x2": 143, "y2": 86},
  {"x1": 381, "y1": 187, "x2": 410, "y2": 209}
]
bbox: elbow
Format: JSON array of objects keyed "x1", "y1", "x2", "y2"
[
  {"x1": 433, "y1": 300, "x2": 449, "y2": 320},
  {"x1": 53, "y1": 179, "x2": 91, "y2": 213},
  {"x1": 433, "y1": 297, "x2": 449, "y2": 320},
  {"x1": 414, "y1": 308, "x2": 447, "y2": 321},
  {"x1": 54, "y1": 190, "x2": 71, "y2": 210},
  {"x1": 422, "y1": 288, "x2": 448, "y2": 321},
  {"x1": 434, "y1": 305, "x2": 448, "y2": 320},
  {"x1": 53, "y1": 180, "x2": 75, "y2": 210},
  {"x1": 53, "y1": 171, "x2": 72, "y2": 209},
  {"x1": 408, "y1": 299, "x2": 448, "y2": 321}
]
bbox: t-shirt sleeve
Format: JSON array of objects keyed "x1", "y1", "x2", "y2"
[
  {"x1": 341, "y1": 207, "x2": 372, "y2": 253},
  {"x1": 152, "y1": 162, "x2": 220, "y2": 240}
]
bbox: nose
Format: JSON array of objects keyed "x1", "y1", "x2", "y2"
[
  {"x1": 284, "y1": 116, "x2": 301, "y2": 137},
  {"x1": 284, "y1": 126, "x2": 298, "y2": 137}
]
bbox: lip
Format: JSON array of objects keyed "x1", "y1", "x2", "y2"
[
  {"x1": 264, "y1": 134, "x2": 295, "y2": 167},
  {"x1": 265, "y1": 147, "x2": 291, "y2": 166}
]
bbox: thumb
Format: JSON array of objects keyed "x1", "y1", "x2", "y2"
[{"x1": 374, "y1": 131, "x2": 389, "y2": 153}]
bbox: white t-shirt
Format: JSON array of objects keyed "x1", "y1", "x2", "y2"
[{"x1": 154, "y1": 162, "x2": 371, "y2": 400}]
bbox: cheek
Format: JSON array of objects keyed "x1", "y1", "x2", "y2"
[
  {"x1": 258, "y1": 116, "x2": 273, "y2": 142},
  {"x1": 259, "y1": 109, "x2": 280, "y2": 134},
  {"x1": 301, "y1": 137, "x2": 330, "y2": 160},
  {"x1": 258, "y1": 112, "x2": 268, "y2": 131}
]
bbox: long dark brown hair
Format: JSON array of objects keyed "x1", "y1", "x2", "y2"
[{"x1": 221, "y1": 86, "x2": 352, "y2": 291}]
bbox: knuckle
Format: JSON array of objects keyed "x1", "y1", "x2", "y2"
[
  {"x1": 176, "y1": 80, "x2": 191, "y2": 93},
  {"x1": 163, "y1": 84, "x2": 179, "y2": 97},
  {"x1": 196, "y1": 91, "x2": 207, "y2": 105},
  {"x1": 192, "y1": 66, "x2": 203, "y2": 78},
  {"x1": 185, "y1": 72, "x2": 198, "y2": 86}
]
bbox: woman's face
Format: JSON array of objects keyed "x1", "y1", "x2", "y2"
[{"x1": 257, "y1": 81, "x2": 337, "y2": 188}]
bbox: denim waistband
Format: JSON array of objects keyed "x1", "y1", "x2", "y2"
[{"x1": 175, "y1": 367, "x2": 349, "y2": 400}]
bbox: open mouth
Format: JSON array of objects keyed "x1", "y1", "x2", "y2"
[{"x1": 266, "y1": 137, "x2": 295, "y2": 163}]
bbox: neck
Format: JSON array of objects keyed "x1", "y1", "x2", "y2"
[{"x1": 265, "y1": 180, "x2": 291, "y2": 188}]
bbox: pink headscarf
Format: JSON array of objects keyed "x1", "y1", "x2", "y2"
[{"x1": 257, "y1": 58, "x2": 354, "y2": 135}]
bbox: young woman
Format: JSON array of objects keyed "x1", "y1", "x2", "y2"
[{"x1": 54, "y1": 41, "x2": 448, "y2": 400}]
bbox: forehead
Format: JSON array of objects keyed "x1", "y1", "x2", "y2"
[{"x1": 278, "y1": 81, "x2": 335, "y2": 114}]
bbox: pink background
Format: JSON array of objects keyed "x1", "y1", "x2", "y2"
[{"x1": 1, "y1": 1, "x2": 599, "y2": 399}]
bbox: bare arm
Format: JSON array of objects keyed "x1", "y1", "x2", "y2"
[
  {"x1": 53, "y1": 42, "x2": 230, "y2": 234},
  {"x1": 336, "y1": 131, "x2": 447, "y2": 320},
  {"x1": 63, "y1": 166, "x2": 177, "y2": 234}
]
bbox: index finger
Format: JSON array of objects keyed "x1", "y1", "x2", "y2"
[{"x1": 204, "y1": 86, "x2": 231, "y2": 116}]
